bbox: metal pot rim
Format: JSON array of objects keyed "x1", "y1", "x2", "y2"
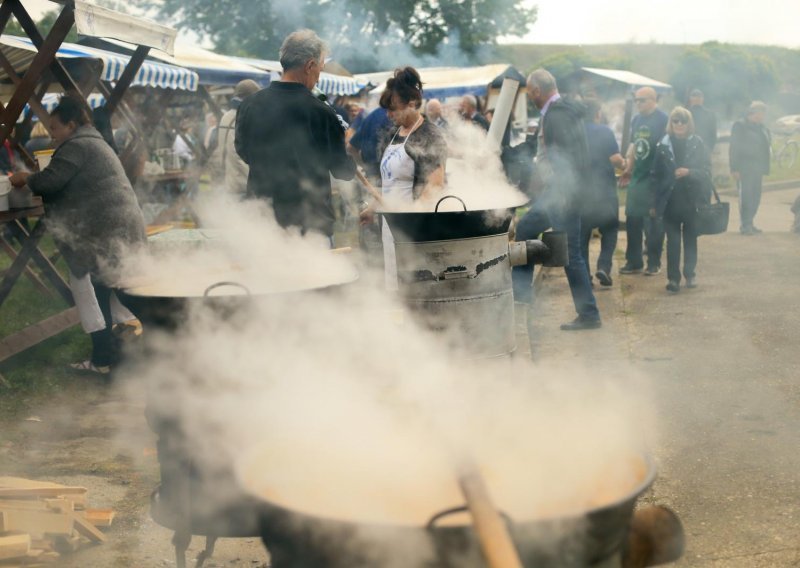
[{"x1": 235, "y1": 452, "x2": 657, "y2": 531}]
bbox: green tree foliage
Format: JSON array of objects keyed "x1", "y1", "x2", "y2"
[
  {"x1": 3, "y1": 11, "x2": 79, "y2": 43},
  {"x1": 532, "y1": 49, "x2": 632, "y2": 90},
  {"x1": 134, "y1": 0, "x2": 537, "y2": 71},
  {"x1": 671, "y1": 42, "x2": 779, "y2": 113}
]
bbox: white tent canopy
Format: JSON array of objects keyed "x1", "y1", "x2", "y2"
[
  {"x1": 355, "y1": 63, "x2": 525, "y2": 99},
  {"x1": 581, "y1": 67, "x2": 672, "y2": 94},
  {"x1": 49, "y1": 0, "x2": 177, "y2": 55}
]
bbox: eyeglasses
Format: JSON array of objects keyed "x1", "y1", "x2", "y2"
[{"x1": 671, "y1": 118, "x2": 688, "y2": 125}]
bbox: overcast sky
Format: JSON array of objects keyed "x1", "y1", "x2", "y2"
[
  {"x1": 513, "y1": 0, "x2": 799, "y2": 47},
  {"x1": 18, "y1": 0, "x2": 800, "y2": 49}
]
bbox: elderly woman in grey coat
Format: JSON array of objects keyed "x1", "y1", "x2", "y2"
[{"x1": 10, "y1": 93, "x2": 146, "y2": 375}]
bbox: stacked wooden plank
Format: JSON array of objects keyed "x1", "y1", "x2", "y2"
[{"x1": 0, "y1": 478, "x2": 114, "y2": 567}]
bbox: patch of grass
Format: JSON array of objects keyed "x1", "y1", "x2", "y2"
[
  {"x1": 0, "y1": 328, "x2": 88, "y2": 422},
  {"x1": 1, "y1": 229, "x2": 89, "y2": 419}
]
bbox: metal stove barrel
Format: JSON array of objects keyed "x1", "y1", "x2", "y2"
[
  {"x1": 396, "y1": 232, "x2": 516, "y2": 357},
  {"x1": 386, "y1": 196, "x2": 521, "y2": 358}
]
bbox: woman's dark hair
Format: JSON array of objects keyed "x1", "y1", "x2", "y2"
[
  {"x1": 51, "y1": 93, "x2": 92, "y2": 128},
  {"x1": 379, "y1": 66, "x2": 423, "y2": 110}
]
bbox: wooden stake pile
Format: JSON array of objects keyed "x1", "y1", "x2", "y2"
[{"x1": 0, "y1": 477, "x2": 115, "y2": 567}]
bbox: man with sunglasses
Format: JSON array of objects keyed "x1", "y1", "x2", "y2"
[{"x1": 620, "y1": 87, "x2": 668, "y2": 276}]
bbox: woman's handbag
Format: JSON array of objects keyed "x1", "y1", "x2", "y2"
[{"x1": 696, "y1": 184, "x2": 729, "y2": 235}]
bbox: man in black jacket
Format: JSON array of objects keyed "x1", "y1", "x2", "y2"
[
  {"x1": 729, "y1": 101, "x2": 771, "y2": 235},
  {"x1": 688, "y1": 89, "x2": 717, "y2": 153},
  {"x1": 235, "y1": 29, "x2": 355, "y2": 239},
  {"x1": 513, "y1": 68, "x2": 601, "y2": 330}
]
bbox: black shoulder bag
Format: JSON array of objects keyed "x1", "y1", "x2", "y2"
[{"x1": 696, "y1": 182, "x2": 729, "y2": 236}]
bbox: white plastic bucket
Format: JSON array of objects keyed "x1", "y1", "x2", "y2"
[
  {"x1": 0, "y1": 176, "x2": 11, "y2": 212},
  {"x1": 34, "y1": 149, "x2": 54, "y2": 170}
]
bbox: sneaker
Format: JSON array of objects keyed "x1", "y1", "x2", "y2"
[
  {"x1": 644, "y1": 266, "x2": 662, "y2": 276},
  {"x1": 666, "y1": 281, "x2": 680, "y2": 293},
  {"x1": 685, "y1": 277, "x2": 697, "y2": 289},
  {"x1": 560, "y1": 317, "x2": 602, "y2": 331},
  {"x1": 595, "y1": 270, "x2": 613, "y2": 287},
  {"x1": 619, "y1": 264, "x2": 643, "y2": 274},
  {"x1": 751, "y1": 226, "x2": 763, "y2": 234},
  {"x1": 69, "y1": 360, "x2": 111, "y2": 375}
]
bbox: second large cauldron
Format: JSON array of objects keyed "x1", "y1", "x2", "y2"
[{"x1": 382, "y1": 196, "x2": 566, "y2": 358}]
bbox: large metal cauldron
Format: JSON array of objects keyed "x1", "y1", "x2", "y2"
[
  {"x1": 382, "y1": 196, "x2": 566, "y2": 358},
  {"x1": 117, "y1": 262, "x2": 359, "y2": 568},
  {"x1": 238, "y1": 455, "x2": 658, "y2": 568},
  {"x1": 117, "y1": 269, "x2": 359, "y2": 330}
]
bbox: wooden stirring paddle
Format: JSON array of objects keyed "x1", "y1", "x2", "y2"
[{"x1": 458, "y1": 466, "x2": 524, "y2": 568}]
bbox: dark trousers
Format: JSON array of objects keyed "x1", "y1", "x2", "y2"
[
  {"x1": 646, "y1": 216, "x2": 665, "y2": 270},
  {"x1": 625, "y1": 215, "x2": 664, "y2": 270},
  {"x1": 512, "y1": 204, "x2": 550, "y2": 303},
  {"x1": 739, "y1": 172, "x2": 763, "y2": 230},
  {"x1": 514, "y1": 204, "x2": 600, "y2": 321},
  {"x1": 664, "y1": 214, "x2": 698, "y2": 283},
  {"x1": 580, "y1": 213, "x2": 619, "y2": 275},
  {"x1": 89, "y1": 280, "x2": 122, "y2": 367}
]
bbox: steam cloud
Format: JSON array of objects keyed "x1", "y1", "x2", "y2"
[{"x1": 116, "y1": 190, "x2": 653, "y2": 541}]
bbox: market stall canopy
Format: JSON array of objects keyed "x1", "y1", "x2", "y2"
[
  {"x1": 580, "y1": 67, "x2": 672, "y2": 94},
  {"x1": 47, "y1": 0, "x2": 177, "y2": 54},
  {"x1": 232, "y1": 56, "x2": 370, "y2": 97},
  {"x1": 356, "y1": 64, "x2": 525, "y2": 99},
  {"x1": 79, "y1": 37, "x2": 271, "y2": 87},
  {"x1": 0, "y1": 35, "x2": 198, "y2": 93}
]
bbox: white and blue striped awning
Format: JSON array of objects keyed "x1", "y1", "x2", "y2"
[
  {"x1": 317, "y1": 73, "x2": 370, "y2": 97},
  {"x1": 78, "y1": 38, "x2": 271, "y2": 88},
  {"x1": 0, "y1": 34, "x2": 198, "y2": 91},
  {"x1": 231, "y1": 56, "x2": 370, "y2": 97}
]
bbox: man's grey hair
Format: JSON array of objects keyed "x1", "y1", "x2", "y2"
[
  {"x1": 527, "y1": 68, "x2": 557, "y2": 93},
  {"x1": 462, "y1": 95, "x2": 478, "y2": 110},
  {"x1": 279, "y1": 29, "x2": 327, "y2": 71}
]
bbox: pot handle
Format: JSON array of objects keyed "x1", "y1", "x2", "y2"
[
  {"x1": 434, "y1": 195, "x2": 467, "y2": 213},
  {"x1": 425, "y1": 505, "x2": 514, "y2": 530},
  {"x1": 203, "y1": 281, "x2": 251, "y2": 297}
]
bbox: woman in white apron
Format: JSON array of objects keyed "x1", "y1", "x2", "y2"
[{"x1": 375, "y1": 67, "x2": 447, "y2": 290}]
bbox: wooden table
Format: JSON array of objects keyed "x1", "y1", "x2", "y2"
[
  {"x1": 138, "y1": 170, "x2": 201, "y2": 226},
  {"x1": 0, "y1": 199, "x2": 77, "y2": 367}
]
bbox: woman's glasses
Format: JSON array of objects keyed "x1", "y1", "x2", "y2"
[{"x1": 671, "y1": 118, "x2": 688, "y2": 125}]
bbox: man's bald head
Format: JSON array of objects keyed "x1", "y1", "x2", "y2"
[
  {"x1": 634, "y1": 87, "x2": 658, "y2": 115},
  {"x1": 426, "y1": 98, "x2": 443, "y2": 120}
]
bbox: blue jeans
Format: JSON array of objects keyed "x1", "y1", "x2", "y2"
[{"x1": 513, "y1": 203, "x2": 601, "y2": 321}]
